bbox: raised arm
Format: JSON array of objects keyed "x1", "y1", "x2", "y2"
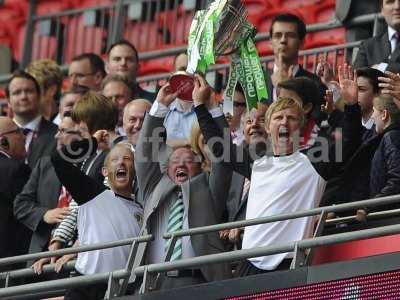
[
  {"x1": 193, "y1": 75, "x2": 253, "y2": 179},
  {"x1": 135, "y1": 84, "x2": 178, "y2": 201},
  {"x1": 50, "y1": 138, "x2": 106, "y2": 205},
  {"x1": 312, "y1": 64, "x2": 363, "y2": 180}
]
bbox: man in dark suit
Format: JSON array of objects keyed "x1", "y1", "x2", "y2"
[
  {"x1": 354, "y1": 0, "x2": 400, "y2": 72},
  {"x1": 0, "y1": 117, "x2": 30, "y2": 270},
  {"x1": 133, "y1": 79, "x2": 232, "y2": 290},
  {"x1": 266, "y1": 14, "x2": 326, "y2": 109},
  {"x1": 336, "y1": 0, "x2": 381, "y2": 43},
  {"x1": 105, "y1": 40, "x2": 156, "y2": 102},
  {"x1": 6, "y1": 70, "x2": 57, "y2": 169},
  {"x1": 14, "y1": 116, "x2": 80, "y2": 263}
]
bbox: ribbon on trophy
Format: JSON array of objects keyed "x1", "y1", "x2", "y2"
[{"x1": 182, "y1": 0, "x2": 269, "y2": 114}]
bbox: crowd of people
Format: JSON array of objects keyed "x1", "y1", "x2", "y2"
[{"x1": 1, "y1": 0, "x2": 400, "y2": 298}]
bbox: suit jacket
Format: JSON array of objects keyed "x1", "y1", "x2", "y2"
[
  {"x1": 134, "y1": 114, "x2": 233, "y2": 283},
  {"x1": 27, "y1": 117, "x2": 57, "y2": 169},
  {"x1": 336, "y1": 0, "x2": 380, "y2": 23},
  {"x1": 136, "y1": 84, "x2": 157, "y2": 103},
  {"x1": 14, "y1": 156, "x2": 61, "y2": 257},
  {"x1": 354, "y1": 31, "x2": 400, "y2": 73},
  {"x1": 0, "y1": 153, "x2": 30, "y2": 263}
]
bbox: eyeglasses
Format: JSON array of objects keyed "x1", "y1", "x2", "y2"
[
  {"x1": 57, "y1": 128, "x2": 82, "y2": 136},
  {"x1": 68, "y1": 72, "x2": 95, "y2": 80},
  {"x1": 233, "y1": 102, "x2": 247, "y2": 108},
  {"x1": 0, "y1": 127, "x2": 23, "y2": 137}
]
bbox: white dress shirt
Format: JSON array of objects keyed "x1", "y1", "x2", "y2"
[
  {"x1": 150, "y1": 100, "x2": 223, "y2": 141},
  {"x1": 375, "y1": 26, "x2": 399, "y2": 72},
  {"x1": 362, "y1": 116, "x2": 374, "y2": 130}
]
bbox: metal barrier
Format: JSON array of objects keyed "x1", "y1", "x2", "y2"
[
  {"x1": 0, "y1": 234, "x2": 153, "y2": 299},
  {"x1": 135, "y1": 194, "x2": 400, "y2": 292},
  {"x1": 1, "y1": 195, "x2": 400, "y2": 297},
  {"x1": 0, "y1": 235, "x2": 153, "y2": 268}
]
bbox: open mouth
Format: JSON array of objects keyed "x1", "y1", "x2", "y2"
[
  {"x1": 249, "y1": 129, "x2": 262, "y2": 138},
  {"x1": 175, "y1": 169, "x2": 188, "y2": 182},
  {"x1": 116, "y1": 168, "x2": 128, "y2": 179},
  {"x1": 278, "y1": 127, "x2": 290, "y2": 139}
]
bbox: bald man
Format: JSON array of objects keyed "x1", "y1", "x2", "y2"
[
  {"x1": 0, "y1": 117, "x2": 31, "y2": 269},
  {"x1": 114, "y1": 99, "x2": 152, "y2": 146}
]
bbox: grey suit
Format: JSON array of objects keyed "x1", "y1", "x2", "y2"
[
  {"x1": 134, "y1": 114, "x2": 232, "y2": 284},
  {"x1": 354, "y1": 31, "x2": 400, "y2": 73},
  {"x1": 14, "y1": 156, "x2": 61, "y2": 258},
  {"x1": 27, "y1": 118, "x2": 57, "y2": 169}
]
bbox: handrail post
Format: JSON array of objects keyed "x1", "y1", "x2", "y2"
[
  {"x1": 305, "y1": 210, "x2": 328, "y2": 266},
  {"x1": 152, "y1": 234, "x2": 178, "y2": 290},
  {"x1": 373, "y1": 13, "x2": 380, "y2": 37},
  {"x1": 291, "y1": 242, "x2": 306, "y2": 269},
  {"x1": 117, "y1": 238, "x2": 141, "y2": 296},
  {"x1": 104, "y1": 272, "x2": 119, "y2": 299},
  {"x1": 5, "y1": 272, "x2": 10, "y2": 288},
  {"x1": 139, "y1": 266, "x2": 150, "y2": 294},
  {"x1": 21, "y1": 0, "x2": 37, "y2": 68},
  {"x1": 109, "y1": 0, "x2": 125, "y2": 47}
]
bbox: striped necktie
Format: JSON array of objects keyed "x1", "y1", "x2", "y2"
[{"x1": 165, "y1": 191, "x2": 184, "y2": 261}]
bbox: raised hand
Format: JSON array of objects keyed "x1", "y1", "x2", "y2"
[
  {"x1": 156, "y1": 83, "x2": 179, "y2": 107},
  {"x1": 316, "y1": 59, "x2": 335, "y2": 85},
  {"x1": 93, "y1": 130, "x2": 109, "y2": 150},
  {"x1": 338, "y1": 64, "x2": 358, "y2": 105},
  {"x1": 321, "y1": 89, "x2": 335, "y2": 114},
  {"x1": 379, "y1": 71, "x2": 400, "y2": 109},
  {"x1": 271, "y1": 53, "x2": 294, "y2": 87},
  {"x1": 193, "y1": 73, "x2": 212, "y2": 107}
]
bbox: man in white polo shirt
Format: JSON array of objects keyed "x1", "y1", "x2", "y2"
[
  {"x1": 194, "y1": 66, "x2": 362, "y2": 275},
  {"x1": 51, "y1": 141, "x2": 143, "y2": 299}
]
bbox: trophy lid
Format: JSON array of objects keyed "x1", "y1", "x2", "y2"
[{"x1": 169, "y1": 71, "x2": 194, "y2": 102}]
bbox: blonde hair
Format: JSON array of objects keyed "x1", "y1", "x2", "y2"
[
  {"x1": 373, "y1": 94, "x2": 400, "y2": 125},
  {"x1": 26, "y1": 59, "x2": 63, "y2": 92},
  {"x1": 265, "y1": 96, "x2": 305, "y2": 129},
  {"x1": 189, "y1": 121, "x2": 210, "y2": 171}
]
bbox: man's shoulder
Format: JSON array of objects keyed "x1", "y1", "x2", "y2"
[
  {"x1": 38, "y1": 117, "x2": 58, "y2": 134},
  {"x1": 360, "y1": 32, "x2": 388, "y2": 48},
  {"x1": 0, "y1": 155, "x2": 28, "y2": 173},
  {"x1": 382, "y1": 128, "x2": 400, "y2": 149},
  {"x1": 136, "y1": 85, "x2": 157, "y2": 103}
]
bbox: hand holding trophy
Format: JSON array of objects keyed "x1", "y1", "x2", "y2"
[{"x1": 169, "y1": 0, "x2": 269, "y2": 114}]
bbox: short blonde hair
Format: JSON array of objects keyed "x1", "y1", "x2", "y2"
[
  {"x1": 373, "y1": 94, "x2": 400, "y2": 125},
  {"x1": 26, "y1": 59, "x2": 63, "y2": 92},
  {"x1": 265, "y1": 96, "x2": 305, "y2": 129}
]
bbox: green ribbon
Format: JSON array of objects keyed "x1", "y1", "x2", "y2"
[{"x1": 187, "y1": 0, "x2": 269, "y2": 110}]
